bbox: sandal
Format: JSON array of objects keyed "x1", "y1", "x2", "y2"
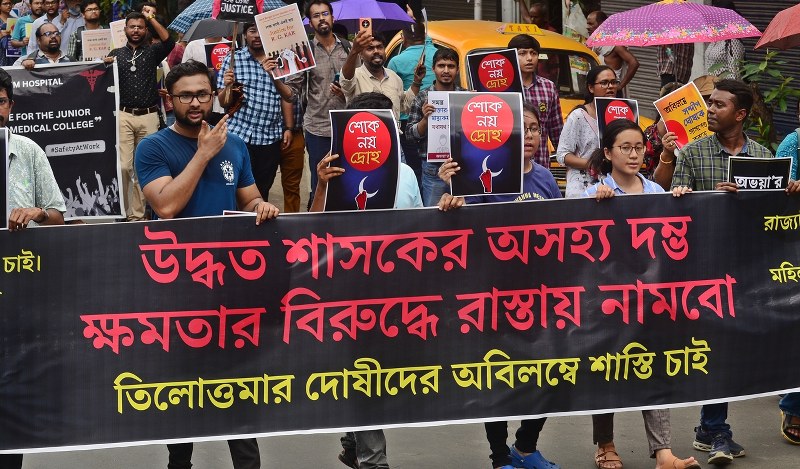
[
  {"x1": 781, "y1": 411, "x2": 800, "y2": 444},
  {"x1": 595, "y1": 445, "x2": 623, "y2": 469},
  {"x1": 671, "y1": 457, "x2": 701, "y2": 469}
]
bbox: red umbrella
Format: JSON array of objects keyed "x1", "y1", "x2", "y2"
[{"x1": 755, "y1": 3, "x2": 800, "y2": 50}]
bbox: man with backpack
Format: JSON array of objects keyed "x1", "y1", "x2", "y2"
[{"x1": 285, "y1": 0, "x2": 351, "y2": 209}]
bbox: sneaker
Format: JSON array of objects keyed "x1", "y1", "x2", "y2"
[
  {"x1": 707, "y1": 434, "x2": 733, "y2": 466},
  {"x1": 337, "y1": 448, "x2": 358, "y2": 469},
  {"x1": 510, "y1": 446, "x2": 561, "y2": 469},
  {"x1": 693, "y1": 426, "x2": 745, "y2": 457}
]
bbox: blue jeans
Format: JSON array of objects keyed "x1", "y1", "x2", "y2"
[
  {"x1": 341, "y1": 430, "x2": 389, "y2": 469},
  {"x1": 700, "y1": 403, "x2": 731, "y2": 437},
  {"x1": 421, "y1": 160, "x2": 448, "y2": 207},
  {"x1": 780, "y1": 392, "x2": 800, "y2": 417},
  {"x1": 304, "y1": 131, "x2": 331, "y2": 209}
]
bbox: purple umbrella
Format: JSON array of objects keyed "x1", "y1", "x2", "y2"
[
  {"x1": 586, "y1": 0, "x2": 760, "y2": 47},
  {"x1": 303, "y1": 0, "x2": 415, "y2": 33}
]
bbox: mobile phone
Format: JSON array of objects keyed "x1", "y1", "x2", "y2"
[
  {"x1": 359, "y1": 18, "x2": 372, "y2": 37},
  {"x1": 333, "y1": 72, "x2": 340, "y2": 85}
]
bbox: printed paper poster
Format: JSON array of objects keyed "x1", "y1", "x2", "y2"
[
  {"x1": 654, "y1": 82, "x2": 712, "y2": 149},
  {"x1": 110, "y1": 19, "x2": 126, "y2": 49},
  {"x1": 81, "y1": 29, "x2": 113, "y2": 60},
  {"x1": 466, "y1": 48, "x2": 523, "y2": 94},
  {"x1": 426, "y1": 91, "x2": 450, "y2": 162},
  {"x1": 254, "y1": 3, "x2": 316, "y2": 79}
]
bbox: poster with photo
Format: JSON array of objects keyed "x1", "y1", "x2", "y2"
[
  {"x1": 448, "y1": 92, "x2": 523, "y2": 197},
  {"x1": 426, "y1": 91, "x2": 451, "y2": 162},
  {"x1": 326, "y1": 109, "x2": 400, "y2": 211},
  {"x1": 728, "y1": 156, "x2": 791, "y2": 190},
  {"x1": 466, "y1": 48, "x2": 523, "y2": 94},
  {"x1": 254, "y1": 3, "x2": 316, "y2": 79},
  {"x1": 594, "y1": 97, "x2": 639, "y2": 144}
]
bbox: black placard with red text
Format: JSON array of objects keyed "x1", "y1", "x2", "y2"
[
  {"x1": 326, "y1": 109, "x2": 400, "y2": 211},
  {"x1": 205, "y1": 41, "x2": 232, "y2": 72},
  {"x1": 2, "y1": 191, "x2": 800, "y2": 452},
  {"x1": 466, "y1": 48, "x2": 523, "y2": 94},
  {"x1": 594, "y1": 97, "x2": 639, "y2": 145},
  {"x1": 212, "y1": 0, "x2": 263, "y2": 22},
  {"x1": 449, "y1": 92, "x2": 523, "y2": 197}
]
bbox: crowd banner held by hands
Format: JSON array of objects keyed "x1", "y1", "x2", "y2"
[
  {"x1": 466, "y1": 48, "x2": 523, "y2": 94},
  {"x1": 728, "y1": 157, "x2": 791, "y2": 190},
  {"x1": 594, "y1": 97, "x2": 639, "y2": 145},
  {"x1": 326, "y1": 109, "x2": 400, "y2": 211},
  {"x1": 449, "y1": 92, "x2": 523, "y2": 197},
  {"x1": 654, "y1": 82, "x2": 711, "y2": 149},
  {"x1": 426, "y1": 91, "x2": 451, "y2": 162},
  {"x1": 5, "y1": 63, "x2": 122, "y2": 219},
  {"x1": 2, "y1": 191, "x2": 800, "y2": 452},
  {"x1": 213, "y1": 0, "x2": 263, "y2": 23},
  {"x1": 254, "y1": 3, "x2": 316, "y2": 79}
]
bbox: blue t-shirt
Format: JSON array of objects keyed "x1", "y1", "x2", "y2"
[
  {"x1": 776, "y1": 130, "x2": 799, "y2": 181},
  {"x1": 135, "y1": 127, "x2": 256, "y2": 218},
  {"x1": 584, "y1": 173, "x2": 665, "y2": 197},
  {"x1": 466, "y1": 162, "x2": 562, "y2": 204}
]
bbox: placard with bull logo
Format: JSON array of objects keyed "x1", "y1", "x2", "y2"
[
  {"x1": 594, "y1": 97, "x2": 639, "y2": 145},
  {"x1": 448, "y1": 92, "x2": 523, "y2": 197},
  {"x1": 326, "y1": 109, "x2": 400, "y2": 211},
  {"x1": 466, "y1": 48, "x2": 523, "y2": 94}
]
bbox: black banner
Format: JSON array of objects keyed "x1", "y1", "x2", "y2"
[
  {"x1": 449, "y1": 92, "x2": 523, "y2": 197},
  {"x1": 2, "y1": 191, "x2": 800, "y2": 452},
  {"x1": 466, "y1": 48, "x2": 523, "y2": 94},
  {"x1": 6, "y1": 62, "x2": 121, "y2": 219}
]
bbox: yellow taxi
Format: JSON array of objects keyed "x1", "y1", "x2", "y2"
[{"x1": 387, "y1": 20, "x2": 601, "y2": 187}]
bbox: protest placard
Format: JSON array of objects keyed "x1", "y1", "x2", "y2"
[
  {"x1": 204, "y1": 41, "x2": 232, "y2": 72},
  {"x1": 326, "y1": 109, "x2": 400, "y2": 211},
  {"x1": 426, "y1": 91, "x2": 450, "y2": 162},
  {"x1": 449, "y1": 92, "x2": 523, "y2": 197},
  {"x1": 728, "y1": 156, "x2": 791, "y2": 190},
  {"x1": 466, "y1": 48, "x2": 523, "y2": 94},
  {"x1": 654, "y1": 82, "x2": 711, "y2": 149},
  {"x1": 81, "y1": 29, "x2": 113, "y2": 61},
  {"x1": 255, "y1": 3, "x2": 315, "y2": 79},
  {"x1": 109, "y1": 19, "x2": 126, "y2": 48},
  {"x1": 213, "y1": 0, "x2": 263, "y2": 23},
  {"x1": 594, "y1": 97, "x2": 639, "y2": 144}
]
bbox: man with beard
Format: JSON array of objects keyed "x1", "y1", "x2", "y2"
[
  {"x1": 67, "y1": 0, "x2": 102, "y2": 61},
  {"x1": 9, "y1": 0, "x2": 43, "y2": 56},
  {"x1": 217, "y1": 22, "x2": 293, "y2": 207},
  {"x1": 106, "y1": 11, "x2": 174, "y2": 221},
  {"x1": 135, "y1": 62, "x2": 277, "y2": 468},
  {"x1": 285, "y1": 0, "x2": 351, "y2": 209},
  {"x1": 340, "y1": 29, "x2": 424, "y2": 126},
  {"x1": 26, "y1": 0, "x2": 60, "y2": 57},
  {"x1": 406, "y1": 47, "x2": 464, "y2": 206},
  {"x1": 17, "y1": 22, "x2": 72, "y2": 68}
]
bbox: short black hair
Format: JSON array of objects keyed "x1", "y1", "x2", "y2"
[
  {"x1": 79, "y1": 0, "x2": 99, "y2": 12},
  {"x1": 347, "y1": 92, "x2": 393, "y2": 110},
  {"x1": 508, "y1": 34, "x2": 540, "y2": 53},
  {"x1": 432, "y1": 48, "x2": 458, "y2": 68},
  {"x1": 589, "y1": 10, "x2": 608, "y2": 23},
  {"x1": 136, "y1": 1, "x2": 156, "y2": 12},
  {"x1": 125, "y1": 11, "x2": 146, "y2": 24},
  {"x1": 714, "y1": 79, "x2": 754, "y2": 117},
  {"x1": 369, "y1": 31, "x2": 386, "y2": 46},
  {"x1": 304, "y1": 0, "x2": 332, "y2": 19},
  {"x1": 0, "y1": 68, "x2": 13, "y2": 101},
  {"x1": 165, "y1": 60, "x2": 217, "y2": 94}
]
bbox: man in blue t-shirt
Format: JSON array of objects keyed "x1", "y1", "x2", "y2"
[
  {"x1": 135, "y1": 60, "x2": 278, "y2": 468},
  {"x1": 136, "y1": 59, "x2": 279, "y2": 223}
]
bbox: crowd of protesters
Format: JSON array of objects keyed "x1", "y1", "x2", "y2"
[{"x1": 3, "y1": 0, "x2": 800, "y2": 468}]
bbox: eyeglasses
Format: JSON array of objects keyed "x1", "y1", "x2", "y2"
[
  {"x1": 615, "y1": 145, "x2": 645, "y2": 155},
  {"x1": 310, "y1": 11, "x2": 330, "y2": 20},
  {"x1": 171, "y1": 93, "x2": 213, "y2": 104},
  {"x1": 524, "y1": 126, "x2": 542, "y2": 136},
  {"x1": 594, "y1": 79, "x2": 620, "y2": 88},
  {"x1": 127, "y1": 25, "x2": 146, "y2": 30},
  {"x1": 41, "y1": 30, "x2": 61, "y2": 37},
  {"x1": 84, "y1": 7, "x2": 100, "y2": 11},
  {"x1": 0, "y1": 97, "x2": 11, "y2": 107}
]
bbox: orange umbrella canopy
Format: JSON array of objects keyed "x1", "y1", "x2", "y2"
[{"x1": 755, "y1": 3, "x2": 800, "y2": 50}]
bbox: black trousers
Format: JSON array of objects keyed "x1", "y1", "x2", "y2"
[
  {"x1": 484, "y1": 418, "x2": 547, "y2": 468},
  {"x1": 167, "y1": 439, "x2": 260, "y2": 469},
  {"x1": 246, "y1": 141, "x2": 282, "y2": 203},
  {"x1": 0, "y1": 454, "x2": 22, "y2": 469}
]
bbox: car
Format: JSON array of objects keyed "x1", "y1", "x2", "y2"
[{"x1": 388, "y1": 20, "x2": 652, "y2": 190}]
